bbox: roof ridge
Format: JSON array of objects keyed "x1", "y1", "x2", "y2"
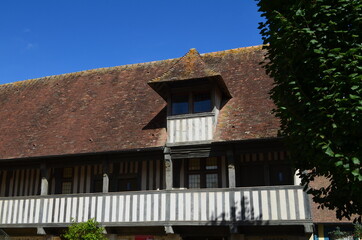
[
  {"x1": 201, "y1": 45, "x2": 264, "y2": 57},
  {"x1": 0, "y1": 45, "x2": 264, "y2": 89},
  {"x1": 0, "y1": 58, "x2": 177, "y2": 89}
]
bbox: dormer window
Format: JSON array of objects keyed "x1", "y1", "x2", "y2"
[
  {"x1": 148, "y1": 48, "x2": 232, "y2": 144},
  {"x1": 171, "y1": 91, "x2": 212, "y2": 115}
]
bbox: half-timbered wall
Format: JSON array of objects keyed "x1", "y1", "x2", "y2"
[
  {"x1": 0, "y1": 169, "x2": 41, "y2": 197},
  {"x1": 49, "y1": 164, "x2": 103, "y2": 195},
  {"x1": 48, "y1": 159, "x2": 164, "y2": 194},
  {"x1": 0, "y1": 158, "x2": 165, "y2": 197},
  {"x1": 140, "y1": 159, "x2": 165, "y2": 190}
]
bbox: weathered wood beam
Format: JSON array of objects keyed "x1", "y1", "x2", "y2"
[
  {"x1": 164, "y1": 147, "x2": 173, "y2": 190},
  {"x1": 40, "y1": 163, "x2": 49, "y2": 196},
  {"x1": 102, "y1": 158, "x2": 109, "y2": 193},
  {"x1": 164, "y1": 225, "x2": 174, "y2": 234},
  {"x1": 227, "y1": 148, "x2": 236, "y2": 188},
  {"x1": 37, "y1": 227, "x2": 46, "y2": 235}
]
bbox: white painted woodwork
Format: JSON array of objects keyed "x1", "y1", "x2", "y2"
[
  {"x1": 167, "y1": 114, "x2": 215, "y2": 143},
  {"x1": 0, "y1": 186, "x2": 310, "y2": 227}
]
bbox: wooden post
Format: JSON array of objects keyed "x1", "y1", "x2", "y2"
[
  {"x1": 164, "y1": 147, "x2": 173, "y2": 190},
  {"x1": 102, "y1": 159, "x2": 109, "y2": 193},
  {"x1": 294, "y1": 170, "x2": 302, "y2": 185},
  {"x1": 227, "y1": 148, "x2": 236, "y2": 188},
  {"x1": 40, "y1": 163, "x2": 49, "y2": 196}
]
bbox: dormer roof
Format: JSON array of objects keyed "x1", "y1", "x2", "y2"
[{"x1": 148, "y1": 48, "x2": 231, "y2": 100}]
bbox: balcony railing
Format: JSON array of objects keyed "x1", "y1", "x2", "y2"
[
  {"x1": 167, "y1": 113, "x2": 215, "y2": 143},
  {"x1": 0, "y1": 186, "x2": 311, "y2": 228}
]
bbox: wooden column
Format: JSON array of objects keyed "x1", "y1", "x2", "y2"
[
  {"x1": 164, "y1": 147, "x2": 173, "y2": 190},
  {"x1": 294, "y1": 170, "x2": 302, "y2": 185},
  {"x1": 227, "y1": 148, "x2": 236, "y2": 188},
  {"x1": 102, "y1": 159, "x2": 109, "y2": 193},
  {"x1": 40, "y1": 163, "x2": 49, "y2": 195}
]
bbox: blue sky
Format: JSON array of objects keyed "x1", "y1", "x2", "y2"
[{"x1": 0, "y1": 1, "x2": 264, "y2": 84}]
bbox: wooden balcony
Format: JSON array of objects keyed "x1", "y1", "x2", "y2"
[
  {"x1": 167, "y1": 113, "x2": 215, "y2": 144},
  {"x1": 0, "y1": 186, "x2": 311, "y2": 228}
]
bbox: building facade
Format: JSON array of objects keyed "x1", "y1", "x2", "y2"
[{"x1": 0, "y1": 46, "x2": 317, "y2": 240}]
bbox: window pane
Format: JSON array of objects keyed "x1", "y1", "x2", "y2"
[
  {"x1": 62, "y1": 182, "x2": 72, "y2": 194},
  {"x1": 189, "y1": 158, "x2": 200, "y2": 170},
  {"x1": 172, "y1": 95, "x2": 189, "y2": 115},
  {"x1": 193, "y1": 93, "x2": 212, "y2": 113},
  {"x1": 189, "y1": 174, "x2": 200, "y2": 188},
  {"x1": 206, "y1": 157, "x2": 218, "y2": 170},
  {"x1": 206, "y1": 174, "x2": 218, "y2": 188}
]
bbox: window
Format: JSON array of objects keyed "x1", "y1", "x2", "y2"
[
  {"x1": 186, "y1": 157, "x2": 220, "y2": 188},
  {"x1": 193, "y1": 92, "x2": 212, "y2": 113},
  {"x1": 171, "y1": 95, "x2": 189, "y2": 115},
  {"x1": 171, "y1": 91, "x2": 212, "y2": 115}
]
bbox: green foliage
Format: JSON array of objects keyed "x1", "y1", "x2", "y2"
[
  {"x1": 62, "y1": 219, "x2": 108, "y2": 240},
  {"x1": 355, "y1": 223, "x2": 362, "y2": 238},
  {"x1": 328, "y1": 227, "x2": 352, "y2": 239},
  {"x1": 328, "y1": 224, "x2": 362, "y2": 239},
  {"x1": 257, "y1": 0, "x2": 362, "y2": 220}
]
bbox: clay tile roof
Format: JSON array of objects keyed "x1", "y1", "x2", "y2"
[
  {"x1": 149, "y1": 48, "x2": 220, "y2": 83},
  {"x1": 148, "y1": 48, "x2": 231, "y2": 100},
  {"x1": 0, "y1": 45, "x2": 280, "y2": 160}
]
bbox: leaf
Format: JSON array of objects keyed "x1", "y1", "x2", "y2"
[
  {"x1": 351, "y1": 85, "x2": 359, "y2": 90},
  {"x1": 325, "y1": 147, "x2": 334, "y2": 156},
  {"x1": 352, "y1": 169, "x2": 359, "y2": 177},
  {"x1": 352, "y1": 157, "x2": 360, "y2": 165},
  {"x1": 350, "y1": 94, "x2": 360, "y2": 100},
  {"x1": 335, "y1": 160, "x2": 343, "y2": 167}
]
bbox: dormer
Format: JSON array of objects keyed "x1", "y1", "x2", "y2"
[{"x1": 148, "y1": 49, "x2": 231, "y2": 144}]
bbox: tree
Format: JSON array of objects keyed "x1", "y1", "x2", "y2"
[
  {"x1": 257, "y1": 0, "x2": 362, "y2": 220},
  {"x1": 62, "y1": 219, "x2": 108, "y2": 240}
]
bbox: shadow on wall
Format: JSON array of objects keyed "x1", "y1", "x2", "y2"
[
  {"x1": 142, "y1": 107, "x2": 167, "y2": 130},
  {"x1": 208, "y1": 195, "x2": 269, "y2": 227}
]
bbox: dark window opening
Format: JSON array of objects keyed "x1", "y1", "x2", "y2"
[
  {"x1": 269, "y1": 164, "x2": 293, "y2": 185},
  {"x1": 109, "y1": 174, "x2": 139, "y2": 192},
  {"x1": 117, "y1": 177, "x2": 138, "y2": 191},
  {"x1": 239, "y1": 163, "x2": 293, "y2": 187},
  {"x1": 93, "y1": 176, "x2": 103, "y2": 193}
]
